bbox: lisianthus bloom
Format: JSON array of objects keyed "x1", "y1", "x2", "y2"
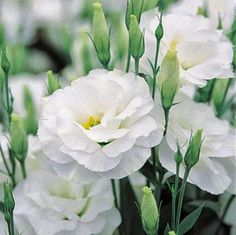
[
  {"x1": 159, "y1": 94, "x2": 235, "y2": 194},
  {"x1": 38, "y1": 69, "x2": 164, "y2": 180},
  {"x1": 169, "y1": 0, "x2": 236, "y2": 33},
  {"x1": 140, "y1": 10, "x2": 233, "y2": 87},
  {"x1": 13, "y1": 171, "x2": 121, "y2": 235}
]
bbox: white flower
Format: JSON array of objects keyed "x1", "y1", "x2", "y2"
[
  {"x1": 0, "y1": 213, "x2": 8, "y2": 235},
  {"x1": 169, "y1": 0, "x2": 236, "y2": 33},
  {"x1": 159, "y1": 95, "x2": 235, "y2": 194},
  {"x1": 38, "y1": 69, "x2": 164, "y2": 180},
  {"x1": 10, "y1": 73, "x2": 46, "y2": 116},
  {"x1": 140, "y1": 10, "x2": 234, "y2": 87},
  {"x1": 13, "y1": 170, "x2": 121, "y2": 235}
]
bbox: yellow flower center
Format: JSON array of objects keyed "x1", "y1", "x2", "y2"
[
  {"x1": 170, "y1": 40, "x2": 177, "y2": 51},
  {"x1": 82, "y1": 116, "x2": 101, "y2": 130}
]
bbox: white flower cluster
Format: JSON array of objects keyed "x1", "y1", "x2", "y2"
[{"x1": 0, "y1": 0, "x2": 235, "y2": 234}]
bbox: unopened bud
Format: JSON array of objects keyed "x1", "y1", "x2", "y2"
[
  {"x1": 3, "y1": 182, "x2": 15, "y2": 216},
  {"x1": 169, "y1": 232, "x2": 176, "y2": 235},
  {"x1": 184, "y1": 129, "x2": 203, "y2": 169},
  {"x1": 10, "y1": 113, "x2": 28, "y2": 162},
  {"x1": 212, "y1": 79, "x2": 230, "y2": 116},
  {"x1": 155, "y1": 16, "x2": 164, "y2": 40},
  {"x1": 129, "y1": 15, "x2": 145, "y2": 60},
  {"x1": 1, "y1": 45, "x2": 11, "y2": 74},
  {"x1": 158, "y1": 48, "x2": 180, "y2": 110},
  {"x1": 92, "y1": 2, "x2": 110, "y2": 67},
  {"x1": 47, "y1": 71, "x2": 61, "y2": 95},
  {"x1": 174, "y1": 145, "x2": 183, "y2": 165},
  {"x1": 141, "y1": 187, "x2": 159, "y2": 235},
  {"x1": 23, "y1": 85, "x2": 38, "y2": 135}
]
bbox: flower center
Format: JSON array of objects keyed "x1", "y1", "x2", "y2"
[
  {"x1": 170, "y1": 40, "x2": 177, "y2": 51},
  {"x1": 82, "y1": 116, "x2": 101, "y2": 130}
]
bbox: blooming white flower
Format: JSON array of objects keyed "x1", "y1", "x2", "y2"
[
  {"x1": 140, "y1": 10, "x2": 234, "y2": 87},
  {"x1": 159, "y1": 94, "x2": 235, "y2": 194},
  {"x1": 38, "y1": 69, "x2": 164, "y2": 180},
  {"x1": 13, "y1": 170, "x2": 121, "y2": 235},
  {"x1": 10, "y1": 73, "x2": 46, "y2": 116},
  {"x1": 169, "y1": 0, "x2": 236, "y2": 32}
]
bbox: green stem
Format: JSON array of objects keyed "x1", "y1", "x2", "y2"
[
  {"x1": 164, "y1": 108, "x2": 170, "y2": 136},
  {"x1": 126, "y1": 42, "x2": 131, "y2": 72},
  {"x1": 175, "y1": 167, "x2": 190, "y2": 234},
  {"x1": 154, "y1": 40, "x2": 160, "y2": 74},
  {"x1": 171, "y1": 163, "x2": 180, "y2": 230},
  {"x1": 20, "y1": 161, "x2": 27, "y2": 179},
  {"x1": 111, "y1": 179, "x2": 119, "y2": 210},
  {"x1": 134, "y1": 58, "x2": 139, "y2": 75},
  {"x1": 10, "y1": 216, "x2": 14, "y2": 235}
]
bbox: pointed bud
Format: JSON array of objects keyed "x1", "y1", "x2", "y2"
[
  {"x1": 158, "y1": 48, "x2": 180, "y2": 110},
  {"x1": 10, "y1": 113, "x2": 28, "y2": 162},
  {"x1": 184, "y1": 129, "x2": 203, "y2": 169},
  {"x1": 47, "y1": 71, "x2": 61, "y2": 95},
  {"x1": 1, "y1": 45, "x2": 11, "y2": 74},
  {"x1": 212, "y1": 79, "x2": 230, "y2": 116},
  {"x1": 92, "y1": 2, "x2": 110, "y2": 67},
  {"x1": 3, "y1": 182, "x2": 15, "y2": 217},
  {"x1": 129, "y1": 15, "x2": 145, "y2": 60},
  {"x1": 174, "y1": 144, "x2": 183, "y2": 165},
  {"x1": 23, "y1": 85, "x2": 38, "y2": 135},
  {"x1": 155, "y1": 15, "x2": 164, "y2": 40},
  {"x1": 141, "y1": 187, "x2": 159, "y2": 235}
]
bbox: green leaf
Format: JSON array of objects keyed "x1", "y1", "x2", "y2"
[
  {"x1": 179, "y1": 203, "x2": 204, "y2": 235},
  {"x1": 164, "y1": 223, "x2": 171, "y2": 235}
]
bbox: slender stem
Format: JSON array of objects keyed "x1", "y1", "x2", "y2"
[
  {"x1": 126, "y1": 42, "x2": 131, "y2": 72},
  {"x1": 171, "y1": 163, "x2": 180, "y2": 230},
  {"x1": 164, "y1": 108, "x2": 170, "y2": 136},
  {"x1": 154, "y1": 40, "x2": 160, "y2": 74},
  {"x1": 20, "y1": 161, "x2": 27, "y2": 179},
  {"x1": 7, "y1": 220, "x2": 11, "y2": 235},
  {"x1": 134, "y1": 59, "x2": 139, "y2": 75},
  {"x1": 111, "y1": 179, "x2": 119, "y2": 210},
  {"x1": 175, "y1": 167, "x2": 190, "y2": 234},
  {"x1": 10, "y1": 216, "x2": 14, "y2": 235}
]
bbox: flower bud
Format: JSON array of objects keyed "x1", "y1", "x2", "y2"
[
  {"x1": 155, "y1": 16, "x2": 164, "y2": 40},
  {"x1": 92, "y1": 2, "x2": 110, "y2": 67},
  {"x1": 47, "y1": 70, "x2": 61, "y2": 95},
  {"x1": 23, "y1": 85, "x2": 38, "y2": 135},
  {"x1": 174, "y1": 145, "x2": 183, "y2": 165},
  {"x1": 3, "y1": 182, "x2": 15, "y2": 216},
  {"x1": 1, "y1": 45, "x2": 11, "y2": 74},
  {"x1": 157, "y1": 48, "x2": 180, "y2": 110},
  {"x1": 129, "y1": 15, "x2": 145, "y2": 60},
  {"x1": 10, "y1": 113, "x2": 28, "y2": 162},
  {"x1": 169, "y1": 232, "x2": 176, "y2": 235},
  {"x1": 212, "y1": 79, "x2": 230, "y2": 116},
  {"x1": 125, "y1": 0, "x2": 143, "y2": 28},
  {"x1": 141, "y1": 187, "x2": 159, "y2": 235},
  {"x1": 184, "y1": 129, "x2": 203, "y2": 169}
]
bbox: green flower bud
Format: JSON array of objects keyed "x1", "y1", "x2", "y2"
[
  {"x1": 47, "y1": 71, "x2": 61, "y2": 95},
  {"x1": 174, "y1": 145, "x2": 183, "y2": 165},
  {"x1": 1, "y1": 45, "x2": 11, "y2": 74},
  {"x1": 10, "y1": 113, "x2": 28, "y2": 162},
  {"x1": 92, "y1": 2, "x2": 110, "y2": 67},
  {"x1": 212, "y1": 79, "x2": 230, "y2": 116},
  {"x1": 129, "y1": 15, "x2": 145, "y2": 60},
  {"x1": 3, "y1": 182, "x2": 15, "y2": 216},
  {"x1": 141, "y1": 187, "x2": 159, "y2": 235},
  {"x1": 184, "y1": 129, "x2": 203, "y2": 169},
  {"x1": 155, "y1": 16, "x2": 164, "y2": 40},
  {"x1": 143, "y1": 0, "x2": 159, "y2": 12},
  {"x1": 157, "y1": 48, "x2": 180, "y2": 110},
  {"x1": 125, "y1": 0, "x2": 143, "y2": 28},
  {"x1": 169, "y1": 231, "x2": 176, "y2": 235},
  {"x1": 23, "y1": 85, "x2": 38, "y2": 135}
]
